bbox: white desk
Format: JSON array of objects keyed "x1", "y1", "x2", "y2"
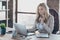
[
  {"x1": 0, "y1": 34, "x2": 60, "y2": 40},
  {"x1": 49, "y1": 34, "x2": 60, "y2": 40}
]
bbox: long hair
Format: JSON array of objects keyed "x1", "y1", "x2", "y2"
[{"x1": 36, "y1": 3, "x2": 49, "y2": 23}]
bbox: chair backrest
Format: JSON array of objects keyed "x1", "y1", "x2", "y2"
[
  {"x1": 49, "y1": 9, "x2": 59, "y2": 34},
  {"x1": 14, "y1": 23, "x2": 27, "y2": 36}
]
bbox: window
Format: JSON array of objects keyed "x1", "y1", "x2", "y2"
[{"x1": 18, "y1": 0, "x2": 47, "y2": 13}]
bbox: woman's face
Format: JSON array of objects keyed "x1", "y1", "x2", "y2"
[{"x1": 38, "y1": 6, "x2": 46, "y2": 16}]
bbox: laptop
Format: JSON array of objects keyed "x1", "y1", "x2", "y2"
[
  {"x1": 14, "y1": 23, "x2": 27, "y2": 36},
  {"x1": 14, "y1": 23, "x2": 35, "y2": 36}
]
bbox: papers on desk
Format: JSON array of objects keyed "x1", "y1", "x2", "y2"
[
  {"x1": 27, "y1": 33, "x2": 35, "y2": 36},
  {"x1": 36, "y1": 33, "x2": 49, "y2": 38},
  {"x1": 25, "y1": 35, "x2": 38, "y2": 40}
]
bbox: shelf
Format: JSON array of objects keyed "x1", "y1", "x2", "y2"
[
  {"x1": 0, "y1": 0, "x2": 6, "y2": 1},
  {"x1": 0, "y1": 9, "x2": 10, "y2": 12},
  {"x1": 0, "y1": 0, "x2": 10, "y2": 1},
  {"x1": 0, "y1": 9, "x2": 7, "y2": 11}
]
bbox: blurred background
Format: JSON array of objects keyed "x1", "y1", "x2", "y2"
[{"x1": 0, "y1": 0, "x2": 60, "y2": 30}]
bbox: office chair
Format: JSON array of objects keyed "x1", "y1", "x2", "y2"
[{"x1": 49, "y1": 9, "x2": 59, "y2": 34}]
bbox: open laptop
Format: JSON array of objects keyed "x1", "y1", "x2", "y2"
[
  {"x1": 14, "y1": 23, "x2": 35, "y2": 36},
  {"x1": 14, "y1": 23, "x2": 27, "y2": 36}
]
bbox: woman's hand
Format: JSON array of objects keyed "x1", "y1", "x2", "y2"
[{"x1": 39, "y1": 17, "x2": 44, "y2": 23}]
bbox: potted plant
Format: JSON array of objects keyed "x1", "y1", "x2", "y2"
[{"x1": 0, "y1": 23, "x2": 6, "y2": 35}]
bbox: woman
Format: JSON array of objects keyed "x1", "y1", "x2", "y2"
[{"x1": 28, "y1": 3, "x2": 54, "y2": 35}]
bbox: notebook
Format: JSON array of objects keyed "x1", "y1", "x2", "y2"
[{"x1": 36, "y1": 33, "x2": 49, "y2": 38}]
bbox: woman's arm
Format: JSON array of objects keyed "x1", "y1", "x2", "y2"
[{"x1": 43, "y1": 15, "x2": 54, "y2": 34}]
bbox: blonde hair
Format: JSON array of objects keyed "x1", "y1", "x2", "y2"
[{"x1": 36, "y1": 3, "x2": 49, "y2": 23}]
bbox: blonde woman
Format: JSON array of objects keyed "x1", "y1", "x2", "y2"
[{"x1": 28, "y1": 3, "x2": 54, "y2": 35}]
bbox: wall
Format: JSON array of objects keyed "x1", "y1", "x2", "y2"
[{"x1": 47, "y1": 0, "x2": 59, "y2": 13}]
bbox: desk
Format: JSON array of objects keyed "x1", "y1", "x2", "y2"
[
  {"x1": 49, "y1": 34, "x2": 60, "y2": 40},
  {"x1": 0, "y1": 34, "x2": 13, "y2": 40},
  {"x1": 13, "y1": 34, "x2": 60, "y2": 40},
  {"x1": 0, "y1": 34, "x2": 60, "y2": 40},
  {"x1": 0, "y1": 27, "x2": 60, "y2": 40},
  {"x1": 0, "y1": 34, "x2": 48, "y2": 40},
  {"x1": 13, "y1": 35, "x2": 49, "y2": 40}
]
